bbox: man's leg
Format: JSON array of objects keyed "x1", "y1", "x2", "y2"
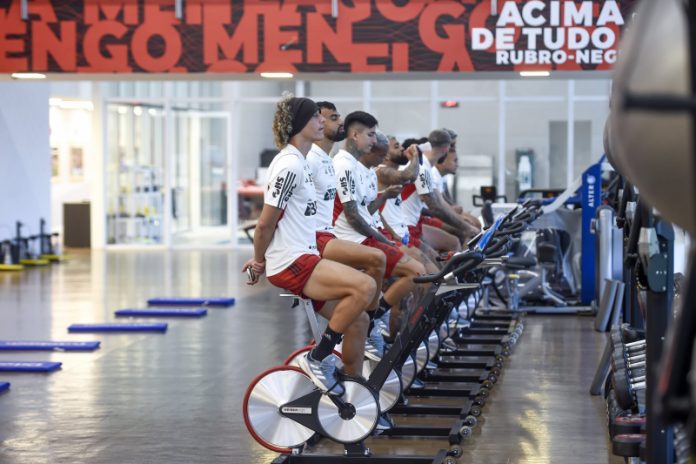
[
  {"x1": 303, "y1": 259, "x2": 376, "y2": 332},
  {"x1": 323, "y1": 238, "x2": 386, "y2": 311},
  {"x1": 402, "y1": 245, "x2": 438, "y2": 274},
  {"x1": 422, "y1": 224, "x2": 461, "y2": 253},
  {"x1": 460, "y1": 211, "x2": 481, "y2": 230},
  {"x1": 318, "y1": 301, "x2": 368, "y2": 376},
  {"x1": 418, "y1": 241, "x2": 441, "y2": 267},
  {"x1": 300, "y1": 259, "x2": 377, "y2": 394},
  {"x1": 382, "y1": 255, "x2": 426, "y2": 338}
]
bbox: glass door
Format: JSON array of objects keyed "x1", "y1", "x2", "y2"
[
  {"x1": 106, "y1": 102, "x2": 165, "y2": 245},
  {"x1": 171, "y1": 110, "x2": 231, "y2": 247}
]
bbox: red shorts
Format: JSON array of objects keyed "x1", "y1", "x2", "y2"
[
  {"x1": 419, "y1": 216, "x2": 444, "y2": 229},
  {"x1": 407, "y1": 223, "x2": 422, "y2": 241},
  {"x1": 379, "y1": 228, "x2": 421, "y2": 249},
  {"x1": 316, "y1": 231, "x2": 336, "y2": 256},
  {"x1": 361, "y1": 236, "x2": 404, "y2": 279},
  {"x1": 378, "y1": 228, "x2": 395, "y2": 242},
  {"x1": 267, "y1": 254, "x2": 325, "y2": 312}
]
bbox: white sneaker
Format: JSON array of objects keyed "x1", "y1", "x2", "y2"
[{"x1": 298, "y1": 353, "x2": 345, "y2": 396}]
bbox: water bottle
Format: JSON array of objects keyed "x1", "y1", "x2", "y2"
[{"x1": 401, "y1": 232, "x2": 410, "y2": 246}]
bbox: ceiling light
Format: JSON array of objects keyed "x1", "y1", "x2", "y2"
[
  {"x1": 260, "y1": 72, "x2": 294, "y2": 79},
  {"x1": 520, "y1": 71, "x2": 550, "y2": 77},
  {"x1": 11, "y1": 72, "x2": 47, "y2": 79}
]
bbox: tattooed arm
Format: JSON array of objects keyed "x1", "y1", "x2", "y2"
[
  {"x1": 422, "y1": 192, "x2": 479, "y2": 241},
  {"x1": 368, "y1": 185, "x2": 402, "y2": 215},
  {"x1": 380, "y1": 214, "x2": 404, "y2": 244},
  {"x1": 343, "y1": 200, "x2": 393, "y2": 245},
  {"x1": 375, "y1": 145, "x2": 419, "y2": 186}
]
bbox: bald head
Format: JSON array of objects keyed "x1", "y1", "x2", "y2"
[
  {"x1": 362, "y1": 131, "x2": 390, "y2": 168},
  {"x1": 372, "y1": 131, "x2": 389, "y2": 155}
]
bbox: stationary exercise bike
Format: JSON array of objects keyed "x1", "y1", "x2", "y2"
[{"x1": 243, "y1": 222, "x2": 506, "y2": 463}]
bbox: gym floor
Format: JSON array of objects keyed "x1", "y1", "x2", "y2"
[{"x1": 0, "y1": 250, "x2": 621, "y2": 464}]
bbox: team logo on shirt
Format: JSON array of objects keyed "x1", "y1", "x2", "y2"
[
  {"x1": 305, "y1": 169, "x2": 315, "y2": 184},
  {"x1": 395, "y1": 197, "x2": 402, "y2": 206},
  {"x1": 304, "y1": 200, "x2": 318, "y2": 216},
  {"x1": 324, "y1": 188, "x2": 337, "y2": 201},
  {"x1": 339, "y1": 170, "x2": 355, "y2": 197},
  {"x1": 272, "y1": 172, "x2": 297, "y2": 208},
  {"x1": 419, "y1": 171, "x2": 432, "y2": 190}
]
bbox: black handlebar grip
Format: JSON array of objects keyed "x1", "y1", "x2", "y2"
[{"x1": 413, "y1": 252, "x2": 484, "y2": 284}]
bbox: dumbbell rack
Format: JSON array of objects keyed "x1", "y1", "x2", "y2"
[
  {"x1": 637, "y1": 202, "x2": 675, "y2": 463},
  {"x1": 590, "y1": 190, "x2": 679, "y2": 462}
]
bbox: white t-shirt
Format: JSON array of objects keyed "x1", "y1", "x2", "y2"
[
  {"x1": 306, "y1": 144, "x2": 337, "y2": 231},
  {"x1": 430, "y1": 165, "x2": 447, "y2": 193},
  {"x1": 263, "y1": 145, "x2": 319, "y2": 276},
  {"x1": 401, "y1": 155, "x2": 434, "y2": 227},
  {"x1": 332, "y1": 150, "x2": 376, "y2": 243},
  {"x1": 365, "y1": 167, "x2": 384, "y2": 229},
  {"x1": 380, "y1": 194, "x2": 407, "y2": 237}
]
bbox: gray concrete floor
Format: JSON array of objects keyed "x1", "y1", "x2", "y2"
[{"x1": 0, "y1": 250, "x2": 619, "y2": 463}]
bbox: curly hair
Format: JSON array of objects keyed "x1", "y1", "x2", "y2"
[{"x1": 272, "y1": 92, "x2": 295, "y2": 149}]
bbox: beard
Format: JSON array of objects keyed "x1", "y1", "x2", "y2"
[
  {"x1": 326, "y1": 126, "x2": 346, "y2": 142},
  {"x1": 391, "y1": 153, "x2": 409, "y2": 165}
]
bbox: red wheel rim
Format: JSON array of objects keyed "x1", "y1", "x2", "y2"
[{"x1": 242, "y1": 365, "x2": 312, "y2": 453}]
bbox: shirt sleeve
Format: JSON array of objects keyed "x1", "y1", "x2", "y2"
[
  {"x1": 334, "y1": 156, "x2": 359, "y2": 204},
  {"x1": 415, "y1": 164, "x2": 433, "y2": 195},
  {"x1": 264, "y1": 156, "x2": 302, "y2": 210}
]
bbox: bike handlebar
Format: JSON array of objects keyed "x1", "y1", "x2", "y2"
[{"x1": 413, "y1": 251, "x2": 484, "y2": 284}]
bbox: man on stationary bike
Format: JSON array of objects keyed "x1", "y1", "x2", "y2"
[
  {"x1": 243, "y1": 95, "x2": 377, "y2": 396},
  {"x1": 332, "y1": 111, "x2": 425, "y2": 344},
  {"x1": 307, "y1": 101, "x2": 388, "y2": 371}
]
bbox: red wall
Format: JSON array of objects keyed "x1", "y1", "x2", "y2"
[{"x1": 0, "y1": 0, "x2": 637, "y2": 74}]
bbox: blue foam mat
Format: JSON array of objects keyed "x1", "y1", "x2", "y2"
[
  {"x1": 0, "y1": 362, "x2": 62, "y2": 372},
  {"x1": 0, "y1": 382, "x2": 9, "y2": 392},
  {"x1": 115, "y1": 308, "x2": 207, "y2": 318},
  {"x1": 68, "y1": 323, "x2": 168, "y2": 333},
  {"x1": 147, "y1": 297, "x2": 235, "y2": 307},
  {"x1": 0, "y1": 341, "x2": 100, "y2": 351}
]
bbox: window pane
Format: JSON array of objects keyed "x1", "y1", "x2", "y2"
[
  {"x1": 371, "y1": 81, "x2": 430, "y2": 99},
  {"x1": 507, "y1": 80, "x2": 565, "y2": 97},
  {"x1": 505, "y1": 100, "x2": 567, "y2": 199},
  {"x1": 574, "y1": 100, "x2": 610, "y2": 177},
  {"x1": 439, "y1": 80, "x2": 497, "y2": 98},
  {"x1": 575, "y1": 79, "x2": 611, "y2": 97},
  {"x1": 370, "y1": 101, "x2": 430, "y2": 141},
  {"x1": 309, "y1": 81, "x2": 362, "y2": 98},
  {"x1": 439, "y1": 102, "x2": 498, "y2": 211}
]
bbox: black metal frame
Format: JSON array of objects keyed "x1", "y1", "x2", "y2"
[
  {"x1": 267, "y1": 202, "x2": 540, "y2": 463},
  {"x1": 619, "y1": 3, "x2": 696, "y2": 462}
]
